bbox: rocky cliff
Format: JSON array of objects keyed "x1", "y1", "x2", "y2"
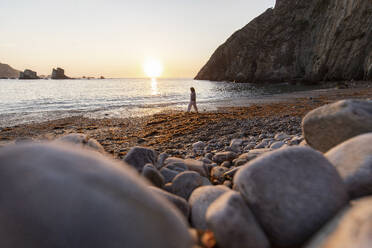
[
  {"x1": 195, "y1": 0, "x2": 372, "y2": 83},
  {"x1": 19, "y1": 69, "x2": 40, "y2": 80},
  {"x1": 0, "y1": 63, "x2": 20, "y2": 78},
  {"x1": 52, "y1": 68, "x2": 70, "y2": 79}
]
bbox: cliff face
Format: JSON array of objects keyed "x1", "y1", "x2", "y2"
[
  {"x1": 0, "y1": 63, "x2": 20, "y2": 78},
  {"x1": 195, "y1": 0, "x2": 372, "y2": 83}
]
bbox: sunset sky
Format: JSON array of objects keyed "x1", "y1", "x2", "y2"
[{"x1": 1, "y1": 0, "x2": 275, "y2": 78}]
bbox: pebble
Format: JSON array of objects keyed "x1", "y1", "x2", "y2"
[
  {"x1": 123, "y1": 146, "x2": 158, "y2": 172},
  {"x1": 326, "y1": 132, "x2": 372, "y2": 199},
  {"x1": 157, "y1": 152, "x2": 169, "y2": 169},
  {"x1": 160, "y1": 167, "x2": 180, "y2": 183},
  {"x1": 206, "y1": 191, "x2": 270, "y2": 248},
  {"x1": 148, "y1": 186, "x2": 190, "y2": 218},
  {"x1": 142, "y1": 164, "x2": 165, "y2": 188},
  {"x1": 172, "y1": 171, "x2": 209, "y2": 200},
  {"x1": 305, "y1": 197, "x2": 372, "y2": 248},
  {"x1": 211, "y1": 166, "x2": 229, "y2": 184},
  {"x1": 270, "y1": 141, "x2": 285, "y2": 149},
  {"x1": 189, "y1": 185, "x2": 230, "y2": 230},
  {"x1": 212, "y1": 151, "x2": 238, "y2": 164}
]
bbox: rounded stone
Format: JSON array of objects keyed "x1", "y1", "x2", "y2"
[
  {"x1": 305, "y1": 197, "x2": 372, "y2": 248},
  {"x1": 211, "y1": 166, "x2": 229, "y2": 184},
  {"x1": 302, "y1": 99, "x2": 372, "y2": 152},
  {"x1": 206, "y1": 191, "x2": 270, "y2": 248},
  {"x1": 326, "y1": 133, "x2": 372, "y2": 199},
  {"x1": 212, "y1": 152, "x2": 237, "y2": 164},
  {"x1": 188, "y1": 185, "x2": 230, "y2": 230},
  {"x1": 172, "y1": 171, "x2": 206, "y2": 200},
  {"x1": 123, "y1": 146, "x2": 158, "y2": 172},
  {"x1": 160, "y1": 167, "x2": 180, "y2": 184},
  {"x1": 142, "y1": 164, "x2": 165, "y2": 188},
  {"x1": 270, "y1": 141, "x2": 285, "y2": 149},
  {"x1": 148, "y1": 186, "x2": 190, "y2": 218},
  {"x1": 0, "y1": 143, "x2": 192, "y2": 248},
  {"x1": 164, "y1": 162, "x2": 188, "y2": 172},
  {"x1": 234, "y1": 146, "x2": 348, "y2": 248}
]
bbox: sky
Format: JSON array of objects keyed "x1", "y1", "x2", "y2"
[{"x1": 1, "y1": 0, "x2": 276, "y2": 78}]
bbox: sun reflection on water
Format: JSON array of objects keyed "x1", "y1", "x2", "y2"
[{"x1": 151, "y1": 78, "x2": 159, "y2": 95}]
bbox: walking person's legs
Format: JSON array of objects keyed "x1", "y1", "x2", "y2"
[
  {"x1": 187, "y1": 102, "x2": 192, "y2": 112},
  {"x1": 193, "y1": 102, "x2": 198, "y2": 113}
]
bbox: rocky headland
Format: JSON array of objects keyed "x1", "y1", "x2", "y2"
[
  {"x1": 19, "y1": 69, "x2": 40, "y2": 79},
  {"x1": 51, "y1": 67, "x2": 70, "y2": 79},
  {"x1": 0, "y1": 62, "x2": 20, "y2": 79},
  {"x1": 195, "y1": 0, "x2": 372, "y2": 83}
]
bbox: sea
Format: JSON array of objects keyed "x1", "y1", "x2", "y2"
[{"x1": 0, "y1": 78, "x2": 328, "y2": 127}]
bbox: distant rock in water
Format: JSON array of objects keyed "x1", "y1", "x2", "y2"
[
  {"x1": 195, "y1": 0, "x2": 372, "y2": 83},
  {"x1": 19, "y1": 69, "x2": 39, "y2": 80},
  {"x1": 0, "y1": 62, "x2": 20, "y2": 79},
  {"x1": 52, "y1": 67, "x2": 70, "y2": 79}
]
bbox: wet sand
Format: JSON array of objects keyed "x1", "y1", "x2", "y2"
[{"x1": 1, "y1": 84, "x2": 371, "y2": 158}]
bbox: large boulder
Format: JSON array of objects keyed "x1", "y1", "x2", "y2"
[
  {"x1": 302, "y1": 100, "x2": 372, "y2": 152},
  {"x1": 234, "y1": 147, "x2": 348, "y2": 248},
  {"x1": 195, "y1": 0, "x2": 372, "y2": 83},
  {"x1": 305, "y1": 197, "x2": 372, "y2": 248},
  {"x1": 206, "y1": 191, "x2": 270, "y2": 248},
  {"x1": 123, "y1": 146, "x2": 158, "y2": 172},
  {"x1": 0, "y1": 143, "x2": 193, "y2": 248},
  {"x1": 188, "y1": 185, "x2": 230, "y2": 230},
  {"x1": 326, "y1": 133, "x2": 372, "y2": 199}
]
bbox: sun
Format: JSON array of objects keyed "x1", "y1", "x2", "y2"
[{"x1": 143, "y1": 59, "x2": 163, "y2": 78}]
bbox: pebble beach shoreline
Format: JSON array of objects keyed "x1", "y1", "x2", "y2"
[
  {"x1": 1, "y1": 85, "x2": 371, "y2": 157},
  {"x1": 0, "y1": 84, "x2": 372, "y2": 248}
]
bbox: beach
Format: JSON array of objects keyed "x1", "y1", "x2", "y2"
[{"x1": 1, "y1": 83, "x2": 371, "y2": 158}]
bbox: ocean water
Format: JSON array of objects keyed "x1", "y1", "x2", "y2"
[{"x1": 0, "y1": 78, "x2": 327, "y2": 127}]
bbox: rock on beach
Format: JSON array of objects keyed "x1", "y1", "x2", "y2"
[
  {"x1": 206, "y1": 191, "x2": 270, "y2": 248},
  {"x1": 305, "y1": 197, "x2": 372, "y2": 248},
  {"x1": 234, "y1": 146, "x2": 349, "y2": 247},
  {"x1": 123, "y1": 146, "x2": 158, "y2": 172},
  {"x1": 188, "y1": 185, "x2": 230, "y2": 230},
  {"x1": 302, "y1": 99, "x2": 372, "y2": 152},
  {"x1": 326, "y1": 133, "x2": 372, "y2": 199},
  {"x1": 172, "y1": 171, "x2": 210, "y2": 200},
  {"x1": 0, "y1": 143, "x2": 192, "y2": 248}
]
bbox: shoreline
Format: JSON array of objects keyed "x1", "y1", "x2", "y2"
[
  {"x1": 1, "y1": 85, "x2": 372, "y2": 158},
  {"x1": 1, "y1": 81, "x2": 371, "y2": 128}
]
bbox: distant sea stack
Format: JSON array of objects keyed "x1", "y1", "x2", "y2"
[
  {"x1": 19, "y1": 69, "x2": 40, "y2": 80},
  {"x1": 195, "y1": 0, "x2": 372, "y2": 83},
  {"x1": 0, "y1": 63, "x2": 20, "y2": 79},
  {"x1": 52, "y1": 68, "x2": 70, "y2": 79}
]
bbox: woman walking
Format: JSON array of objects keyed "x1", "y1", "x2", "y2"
[{"x1": 187, "y1": 87, "x2": 198, "y2": 113}]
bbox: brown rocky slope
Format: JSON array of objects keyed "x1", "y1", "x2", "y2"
[
  {"x1": 0, "y1": 63, "x2": 20, "y2": 78},
  {"x1": 195, "y1": 0, "x2": 372, "y2": 83}
]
